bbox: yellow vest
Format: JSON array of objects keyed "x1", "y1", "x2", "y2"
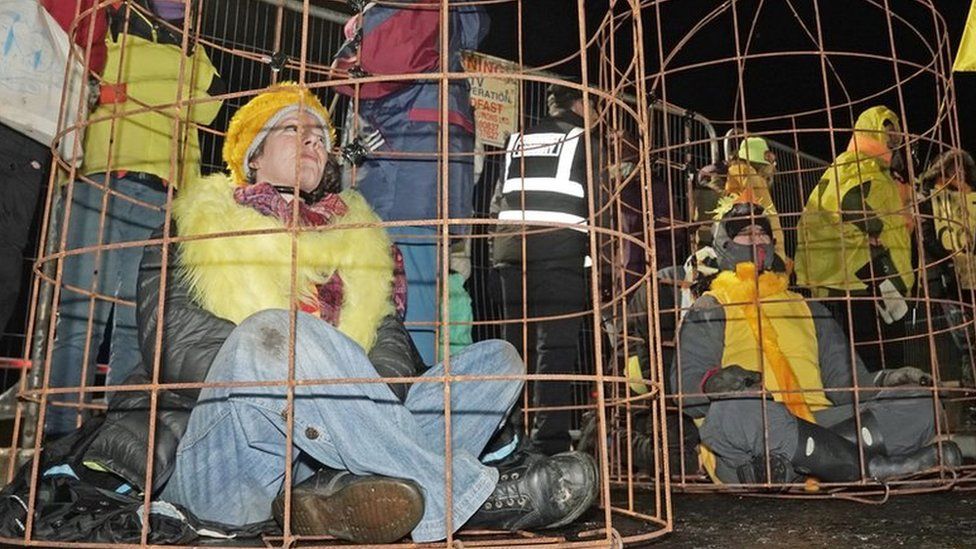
[
  {"x1": 695, "y1": 264, "x2": 830, "y2": 482},
  {"x1": 83, "y1": 34, "x2": 221, "y2": 185},
  {"x1": 794, "y1": 153, "x2": 913, "y2": 296}
]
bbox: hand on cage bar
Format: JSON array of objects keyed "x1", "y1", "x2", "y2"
[
  {"x1": 701, "y1": 364, "x2": 762, "y2": 398},
  {"x1": 873, "y1": 366, "x2": 934, "y2": 387},
  {"x1": 341, "y1": 130, "x2": 384, "y2": 166}
]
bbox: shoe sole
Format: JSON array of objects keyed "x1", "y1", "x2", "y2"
[
  {"x1": 272, "y1": 478, "x2": 425, "y2": 544},
  {"x1": 548, "y1": 454, "x2": 599, "y2": 529}
]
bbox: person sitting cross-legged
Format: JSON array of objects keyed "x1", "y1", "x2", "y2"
[
  {"x1": 674, "y1": 197, "x2": 962, "y2": 485},
  {"x1": 80, "y1": 83, "x2": 597, "y2": 544}
]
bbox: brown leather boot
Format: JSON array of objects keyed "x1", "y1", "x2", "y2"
[{"x1": 272, "y1": 468, "x2": 424, "y2": 544}]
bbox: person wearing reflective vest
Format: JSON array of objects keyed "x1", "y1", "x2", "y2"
[
  {"x1": 674, "y1": 201, "x2": 959, "y2": 485},
  {"x1": 794, "y1": 106, "x2": 913, "y2": 373},
  {"x1": 490, "y1": 83, "x2": 596, "y2": 456}
]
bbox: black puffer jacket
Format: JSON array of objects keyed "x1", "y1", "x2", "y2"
[{"x1": 83, "y1": 224, "x2": 424, "y2": 493}]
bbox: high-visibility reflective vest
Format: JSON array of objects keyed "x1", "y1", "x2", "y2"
[{"x1": 491, "y1": 113, "x2": 591, "y2": 265}]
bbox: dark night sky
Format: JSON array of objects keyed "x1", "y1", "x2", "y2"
[{"x1": 479, "y1": 1, "x2": 976, "y2": 162}]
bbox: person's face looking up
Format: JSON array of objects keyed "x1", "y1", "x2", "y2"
[{"x1": 249, "y1": 112, "x2": 328, "y2": 193}]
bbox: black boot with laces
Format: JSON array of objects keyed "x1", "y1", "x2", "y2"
[{"x1": 464, "y1": 451, "x2": 597, "y2": 532}]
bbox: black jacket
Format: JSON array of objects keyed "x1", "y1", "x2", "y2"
[
  {"x1": 490, "y1": 111, "x2": 597, "y2": 266},
  {"x1": 83, "y1": 224, "x2": 425, "y2": 493}
]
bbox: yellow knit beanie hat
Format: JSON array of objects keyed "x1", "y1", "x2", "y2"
[{"x1": 223, "y1": 82, "x2": 335, "y2": 185}]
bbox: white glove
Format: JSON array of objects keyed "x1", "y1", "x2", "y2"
[{"x1": 875, "y1": 279, "x2": 908, "y2": 324}]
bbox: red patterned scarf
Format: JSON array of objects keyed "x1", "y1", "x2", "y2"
[{"x1": 233, "y1": 182, "x2": 406, "y2": 325}]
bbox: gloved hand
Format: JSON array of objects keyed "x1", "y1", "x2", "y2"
[
  {"x1": 874, "y1": 366, "x2": 933, "y2": 387},
  {"x1": 340, "y1": 129, "x2": 384, "y2": 166},
  {"x1": 876, "y1": 279, "x2": 909, "y2": 324},
  {"x1": 702, "y1": 365, "x2": 762, "y2": 397}
]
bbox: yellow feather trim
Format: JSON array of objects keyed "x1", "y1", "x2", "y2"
[
  {"x1": 709, "y1": 263, "x2": 815, "y2": 423},
  {"x1": 171, "y1": 173, "x2": 393, "y2": 351}
]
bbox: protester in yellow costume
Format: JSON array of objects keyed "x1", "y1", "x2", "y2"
[
  {"x1": 794, "y1": 106, "x2": 913, "y2": 372},
  {"x1": 673, "y1": 200, "x2": 959, "y2": 485}
]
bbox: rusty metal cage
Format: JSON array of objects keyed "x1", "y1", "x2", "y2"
[
  {"x1": 641, "y1": 0, "x2": 976, "y2": 497},
  {"x1": 1, "y1": 0, "x2": 672, "y2": 547}
]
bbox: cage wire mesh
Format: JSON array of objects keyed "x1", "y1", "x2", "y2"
[
  {"x1": 642, "y1": 0, "x2": 976, "y2": 496},
  {"x1": 5, "y1": 0, "x2": 973, "y2": 546},
  {"x1": 1, "y1": 0, "x2": 673, "y2": 547}
]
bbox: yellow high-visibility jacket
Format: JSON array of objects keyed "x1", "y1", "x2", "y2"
[{"x1": 795, "y1": 108, "x2": 913, "y2": 296}]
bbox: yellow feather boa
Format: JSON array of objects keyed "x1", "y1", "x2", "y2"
[
  {"x1": 171, "y1": 173, "x2": 394, "y2": 351},
  {"x1": 709, "y1": 263, "x2": 815, "y2": 423}
]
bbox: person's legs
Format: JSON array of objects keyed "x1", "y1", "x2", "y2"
[
  {"x1": 698, "y1": 399, "x2": 801, "y2": 483},
  {"x1": 497, "y1": 265, "x2": 531, "y2": 359},
  {"x1": 388, "y1": 225, "x2": 438, "y2": 366},
  {"x1": 528, "y1": 263, "x2": 585, "y2": 455},
  {"x1": 160, "y1": 310, "x2": 503, "y2": 542},
  {"x1": 404, "y1": 341, "x2": 524, "y2": 456},
  {"x1": 0, "y1": 124, "x2": 47, "y2": 333},
  {"x1": 860, "y1": 389, "x2": 937, "y2": 456},
  {"x1": 47, "y1": 176, "x2": 115, "y2": 437},
  {"x1": 403, "y1": 339, "x2": 524, "y2": 540},
  {"x1": 47, "y1": 174, "x2": 166, "y2": 435},
  {"x1": 102, "y1": 175, "x2": 167, "y2": 386},
  {"x1": 702, "y1": 396, "x2": 951, "y2": 483}
]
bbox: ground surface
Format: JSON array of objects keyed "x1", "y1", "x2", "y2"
[{"x1": 622, "y1": 491, "x2": 976, "y2": 548}]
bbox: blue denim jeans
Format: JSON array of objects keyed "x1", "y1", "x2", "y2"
[
  {"x1": 159, "y1": 310, "x2": 523, "y2": 542},
  {"x1": 388, "y1": 225, "x2": 439, "y2": 365},
  {"x1": 47, "y1": 173, "x2": 167, "y2": 436}
]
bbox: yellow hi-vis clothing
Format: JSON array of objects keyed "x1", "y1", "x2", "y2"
[
  {"x1": 954, "y1": 0, "x2": 976, "y2": 72},
  {"x1": 83, "y1": 33, "x2": 220, "y2": 185},
  {"x1": 794, "y1": 107, "x2": 913, "y2": 296},
  {"x1": 696, "y1": 264, "x2": 830, "y2": 481},
  {"x1": 706, "y1": 266, "x2": 830, "y2": 415},
  {"x1": 932, "y1": 187, "x2": 976, "y2": 289}
]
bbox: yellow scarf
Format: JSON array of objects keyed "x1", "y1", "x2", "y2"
[{"x1": 709, "y1": 263, "x2": 815, "y2": 423}]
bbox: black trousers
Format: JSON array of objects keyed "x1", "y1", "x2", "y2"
[
  {"x1": 497, "y1": 261, "x2": 586, "y2": 455},
  {"x1": 0, "y1": 124, "x2": 48, "y2": 333},
  {"x1": 824, "y1": 290, "x2": 905, "y2": 372}
]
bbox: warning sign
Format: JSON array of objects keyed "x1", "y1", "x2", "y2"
[{"x1": 461, "y1": 51, "x2": 520, "y2": 147}]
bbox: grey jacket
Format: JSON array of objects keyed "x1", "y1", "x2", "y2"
[{"x1": 672, "y1": 293, "x2": 876, "y2": 419}]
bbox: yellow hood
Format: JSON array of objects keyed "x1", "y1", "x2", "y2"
[{"x1": 846, "y1": 106, "x2": 901, "y2": 165}]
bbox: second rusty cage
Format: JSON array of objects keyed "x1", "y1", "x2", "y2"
[{"x1": 3, "y1": 0, "x2": 672, "y2": 547}]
